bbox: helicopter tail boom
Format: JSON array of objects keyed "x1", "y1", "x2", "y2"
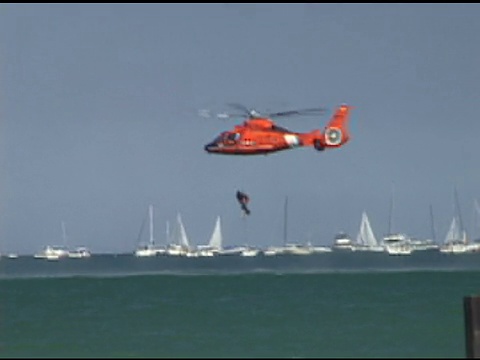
[{"x1": 311, "y1": 104, "x2": 352, "y2": 151}]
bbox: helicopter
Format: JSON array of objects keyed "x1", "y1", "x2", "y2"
[{"x1": 202, "y1": 103, "x2": 353, "y2": 155}]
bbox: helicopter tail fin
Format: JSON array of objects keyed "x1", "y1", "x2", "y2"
[{"x1": 312, "y1": 104, "x2": 352, "y2": 151}]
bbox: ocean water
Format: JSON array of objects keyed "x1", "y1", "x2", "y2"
[{"x1": 1, "y1": 253, "x2": 480, "y2": 358}]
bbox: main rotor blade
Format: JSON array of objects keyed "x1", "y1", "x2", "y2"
[
  {"x1": 227, "y1": 103, "x2": 254, "y2": 117},
  {"x1": 267, "y1": 107, "x2": 328, "y2": 118},
  {"x1": 198, "y1": 109, "x2": 245, "y2": 119},
  {"x1": 221, "y1": 104, "x2": 327, "y2": 119},
  {"x1": 217, "y1": 112, "x2": 245, "y2": 119},
  {"x1": 227, "y1": 103, "x2": 265, "y2": 119}
]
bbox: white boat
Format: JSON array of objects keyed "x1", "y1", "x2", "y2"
[
  {"x1": 269, "y1": 195, "x2": 322, "y2": 256},
  {"x1": 464, "y1": 199, "x2": 480, "y2": 252},
  {"x1": 466, "y1": 241, "x2": 480, "y2": 253},
  {"x1": 0, "y1": 251, "x2": 19, "y2": 259},
  {"x1": 68, "y1": 246, "x2": 92, "y2": 258},
  {"x1": 332, "y1": 232, "x2": 355, "y2": 251},
  {"x1": 262, "y1": 246, "x2": 287, "y2": 256},
  {"x1": 439, "y1": 216, "x2": 469, "y2": 254},
  {"x1": 310, "y1": 244, "x2": 332, "y2": 253},
  {"x1": 218, "y1": 245, "x2": 248, "y2": 256},
  {"x1": 34, "y1": 245, "x2": 69, "y2": 260},
  {"x1": 263, "y1": 197, "x2": 291, "y2": 256},
  {"x1": 380, "y1": 185, "x2": 412, "y2": 255},
  {"x1": 134, "y1": 205, "x2": 165, "y2": 257},
  {"x1": 410, "y1": 205, "x2": 440, "y2": 252},
  {"x1": 166, "y1": 213, "x2": 194, "y2": 256},
  {"x1": 440, "y1": 190, "x2": 472, "y2": 254},
  {"x1": 35, "y1": 221, "x2": 71, "y2": 260},
  {"x1": 382, "y1": 233, "x2": 413, "y2": 255},
  {"x1": 165, "y1": 243, "x2": 186, "y2": 256},
  {"x1": 240, "y1": 247, "x2": 260, "y2": 257},
  {"x1": 472, "y1": 199, "x2": 480, "y2": 241},
  {"x1": 263, "y1": 247, "x2": 280, "y2": 256},
  {"x1": 355, "y1": 211, "x2": 384, "y2": 252},
  {"x1": 409, "y1": 238, "x2": 439, "y2": 252},
  {"x1": 197, "y1": 216, "x2": 223, "y2": 257},
  {"x1": 283, "y1": 243, "x2": 314, "y2": 255}
]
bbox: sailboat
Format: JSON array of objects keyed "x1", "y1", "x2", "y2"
[
  {"x1": 355, "y1": 211, "x2": 384, "y2": 252},
  {"x1": 263, "y1": 196, "x2": 307, "y2": 256},
  {"x1": 279, "y1": 196, "x2": 329, "y2": 255},
  {"x1": 66, "y1": 222, "x2": 92, "y2": 259},
  {"x1": 381, "y1": 184, "x2": 413, "y2": 255},
  {"x1": 466, "y1": 199, "x2": 480, "y2": 252},
  {"x1": 440, "y1": 188, "x2": 471, "y2": 254},
  {"x1": 134, "y1": 205, "x2": 165, "y2": 257},
  {"x1": 280, "y1": 197, "x2": 312, "y2": 255},
  {"x1": 440, "y1": 216, "x2": 468, "y2": 254},
  {"x1": 197, "y1": 216, "x2": 223, "y2": 257},
  {"x1": 166, "y1": 213, "x2": 195, "y2": 256},
  {"x1": 34, "y1": 221, "x2": 70, "y2": 260},
  {"x1": 208, "y1": 216, "x2": 223, "y2": 251},
  {"x1": 408, "y1": 205, "x2": 439, "y2": 252}
]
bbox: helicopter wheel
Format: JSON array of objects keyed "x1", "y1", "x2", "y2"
[{"x1": 314, "y1": 139, "x2": 325, "y2": 151}]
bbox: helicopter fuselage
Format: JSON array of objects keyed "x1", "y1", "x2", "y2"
[{"x1": 204, "y1": 104, "x2": 352, "y2": 155}]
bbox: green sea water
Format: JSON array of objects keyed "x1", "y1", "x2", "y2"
[{"x1": 1, "y1": 255, "x2": 479, "y2": 358}]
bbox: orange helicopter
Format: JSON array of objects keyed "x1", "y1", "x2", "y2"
[{"x1": 202, "y1": 103, "x2": 353, "y2": 155}]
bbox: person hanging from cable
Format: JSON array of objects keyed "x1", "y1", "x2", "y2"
[{"x1": 236, "y1": 190, "x2": 251, "y2": 216}]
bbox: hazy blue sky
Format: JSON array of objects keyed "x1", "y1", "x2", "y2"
[{"x1": 1, "y1": 4, "x2": 480, "y2": 255}]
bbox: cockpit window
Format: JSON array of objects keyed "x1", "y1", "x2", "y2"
[
  {"x1": 272, "y1": 125, "x2": 290, "y2": 133},
  {"x1": 212, "y1": 134, "x2": 224, "y2": 143},
  {"x1": 226, "y1": 133, "x2": 240, "y2": 142}
]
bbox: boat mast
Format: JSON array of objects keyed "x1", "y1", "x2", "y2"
[
  {"x1": 429, "y1": 204, "x2": 437, "y2": 243},
  {"x1": 454, "y1": 187, "x2": 465, "y2": 240},
  {"x1": 61, "y1": 221, "x2": 68, "y2": 247},
  {"x1": 149, "y1": 205, "x2": 154, "y2": 246},
  {"x1": 166, "y1": 220, "x2": 170, "y2": 245},
  {"x1": 388, "y1": 182, "x2": 395, "y2": 235},
  {"x1": 283, "y1": 196, "x2": 288, "y2": 245},
  {"x1": 474, "y1": 199, "x2": 480, "y2": 241}
]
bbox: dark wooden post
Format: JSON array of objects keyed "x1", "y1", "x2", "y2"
[{"x1": 464, "y1": 296, "x2": 480, "y2": 358}]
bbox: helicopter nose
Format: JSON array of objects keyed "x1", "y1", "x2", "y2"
[{"x1": 204, "y1": 142, "x2": 216, "y2": 153}]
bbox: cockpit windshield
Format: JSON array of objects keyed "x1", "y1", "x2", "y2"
[
  {"x1": 226, "y1": 133, "x2": 240, "y2": 142},
  {"x1": 212, "y1": 134, "x2": 224, "y2": 144},
  {"x1": 210, "y1": 132, "x2": 241, "y2": 146},
  {"x1": 272, "y1": 125, "x2": 291, "y2": 133}
]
